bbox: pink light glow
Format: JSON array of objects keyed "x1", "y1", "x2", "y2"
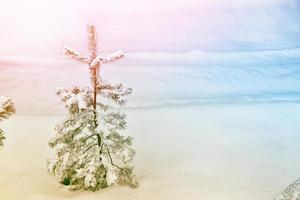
[{"x1": 0, "y1": 0, "x2": 296, "y2": 56}]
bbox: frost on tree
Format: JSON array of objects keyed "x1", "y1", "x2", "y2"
[
  {"x1": 274, "y1": 178, "x2": 300, "y2": 200},
  {"x1": 0, "y1": 96, "x2": 15, "y2": 148},
  {"x1": 47, "y1": 25, "x2": 138, "y2": 191}
]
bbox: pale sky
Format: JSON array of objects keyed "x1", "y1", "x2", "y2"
[{"x1": 0, "y1": 0, "x2": 299, "y2": 56}]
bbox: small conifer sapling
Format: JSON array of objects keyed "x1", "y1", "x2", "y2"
[
  {"x1": 47, "y1": 25, "x2": 138, "y2": 191},
  {"x1": 0, "y1": 96, "x2": 15, "y2": 148}
]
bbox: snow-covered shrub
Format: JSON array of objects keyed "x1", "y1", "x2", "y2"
[
  {"x1": 275, "y1": 178, "x2": 300, "y2": 200},
  {"x1": 47, "y1": 25, "x2": 138, "y2": 191},
  {"x1": 0, "y1": 96, "x2": 15, "y2": 148}
]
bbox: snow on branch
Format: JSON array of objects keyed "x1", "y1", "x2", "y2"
[
  {"x1": 64, "y1": 25, "x2": 124, "y2": 69},
  {"x1": 48, "y1": 25, "x2": 137, "y2": 191},
  {"x1": 0, "y1": 96, "x2": 15, "y2": 121},
  {"x1": 0, "y1": 96, "x2": 15, "y2": 148},
  {"x1": 63, "y1": 45, "x2": 90, "y2": 64},
  {"x1": 100, "y1": 50, "x2": 124, "y2": 64},
  {"x1": 90, "y1": 50, "x2": 124, "y2": 68}
]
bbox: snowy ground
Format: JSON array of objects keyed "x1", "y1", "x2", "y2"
[
  {"x1": 0, "y1": 50, "x2": 300, "y2": 199},
  {"x1": 1, "y1": 104, "x2": 300, "y2": 200}
]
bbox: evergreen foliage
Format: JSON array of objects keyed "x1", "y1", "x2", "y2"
[
  {"x1": 0, "y1": 96, "x2": 15, "y2": 148},
  {"x1": 47, "y1": 25, "x2": 138, "y2": 191}
]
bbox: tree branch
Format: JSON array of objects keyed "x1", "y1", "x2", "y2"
[
  {"x1": 82, "y1": 133, "x2": 98, "y2": 142},
  {"x1": 102, "y1": 144, "x2": 122, "y2": 170},
  {"x1": 83, "y1": 143, "x2": 98, "y2": 154},
  {"x1": 63, "y1": 45, "x2": 90, "y2": 64}
]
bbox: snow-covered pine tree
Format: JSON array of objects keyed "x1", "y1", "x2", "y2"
[
  {"x1": 0, "y1": 96, "x2": 15, "y2": 148},
  {"x1": 47, "y1": 25, "x2": 138, "y2": 191}
]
